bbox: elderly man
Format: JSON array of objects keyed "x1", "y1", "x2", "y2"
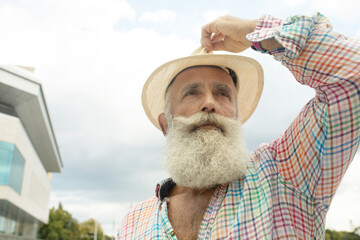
[{"x1": 119, "y1": 12, "x2": 360, "y2": 239}]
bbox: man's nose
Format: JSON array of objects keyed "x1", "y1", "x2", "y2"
[{"x1": 200, "y1": 94, "x2": 216, "y2": 113}]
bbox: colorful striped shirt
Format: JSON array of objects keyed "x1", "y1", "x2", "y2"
[{"x1": 118, "y1": 13, "x2": 360, "y2": 239}]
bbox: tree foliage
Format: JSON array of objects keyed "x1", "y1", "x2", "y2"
[
  {"x1": 38, "y1": 203, "x2": 112, "y2": 240},
  {"x1": 325, "y1": 229, "x2": 360, "y2": 240},
  {"x1": 38, "y1": 203, "x2": 80, "y2": 240},
  {"x1": 79, "y1": 218, "x2": 111, "y2": 240}
]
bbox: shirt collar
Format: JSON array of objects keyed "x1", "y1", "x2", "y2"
[
  {"x1": 155, "y1": 178, "x2": 176, "y2": 201},
  {"x1": 155, "y1": 178, "x2": 231, "y2": 202}
]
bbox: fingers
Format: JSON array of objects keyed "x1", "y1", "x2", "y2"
[
  {"x1": 201, "y1": 16, "x2": 236, "y2": 52},
  {"x1": 211, "y1": 32, "x2": 224, "y2": 41},
  {"x1": 201, "y1": 20, "x2": 220, "y2": 50},
  {"x1": 211, "y1": 37, "x2": 247, "y2": 53},
  {"x1": 211, "y1": 40, "x2": 226, "y2": 51},
  {"x1": 201, "y1": 15, "x2": 256, "y2": 53},
  {"x1": 202, "y1": 33, "x2": 225, "y2": 51}
]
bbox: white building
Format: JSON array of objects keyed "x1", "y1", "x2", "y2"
[{"x1": 0, "y1": 66, "x2": 62, "y2": 239}]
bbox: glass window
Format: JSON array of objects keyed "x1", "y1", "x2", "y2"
[
  {"x1": 0, "y1": 216, "x2": 5, "y2": 233},
  {"x1": 0, "y1": 201, "x2": 7, "y2": 233},
  {"x1": 8, "y1": 208, "x2": 16, "y2": 235},
  {"x1": 0, "y1": 141, "x2": 14, "y2": 185},
  {"x1": 0, "y1": 141, "x2": 25, "y2": 194},
  {"x1": 9, "y1": 148, "x2": 25, "y2": 193}
]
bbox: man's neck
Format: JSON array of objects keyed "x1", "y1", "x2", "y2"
[
  {"x1": 170, "y1": 184, "x2": 217, "y2": 197},
  {"x1": 167, "y1": 184, "x2": 217, "y2": 240}
]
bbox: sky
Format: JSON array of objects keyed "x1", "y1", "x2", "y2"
[{"x1": 0, "y1": 0, "x2": 360, "y2": 236}]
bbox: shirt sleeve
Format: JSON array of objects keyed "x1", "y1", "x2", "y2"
[{"x1": 247, "y1": 13, "x2": 360, "y2": 209}]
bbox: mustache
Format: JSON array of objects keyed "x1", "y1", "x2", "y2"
[{"x1": 171, "y1": 112, "x2": 239, "y2": 135}]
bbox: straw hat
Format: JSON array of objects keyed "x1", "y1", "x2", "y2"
[{"x1": 142, "y1": 47, "x2": 264, "y2": 130}]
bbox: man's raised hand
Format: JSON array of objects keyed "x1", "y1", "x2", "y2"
[{"x1": 201, "y1": 15, "x2": 258, "y2": 53}]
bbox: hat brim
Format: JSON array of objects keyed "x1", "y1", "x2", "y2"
[{"x1": 142, "y1": 54, "x2": 264, "y2": 130}]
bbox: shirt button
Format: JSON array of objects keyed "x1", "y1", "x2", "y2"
[{"x1": 170, "y1": 231, "x2": 175, "y2": 236}]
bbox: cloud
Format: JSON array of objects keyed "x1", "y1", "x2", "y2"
[
  {"x1": 356, "y1": 29, "x2": 360, "y2": 39},
  {"x1": 312, "y1": 0, "x2": 360, "y2": 22},
  {"x1": 0, "y1": 0, "x2": 193, "y2": 235},
  {"x1": 40, "y1": 0, "x2": 136, "y2": 30},
  {"x1": 49, "y1": 144, "x2": 169, "y2": 236},
  {"x1": 0, "y1": 0, "x2": 135, "y2": 36},
  {"x1": 187, "y1": 9, "x2": 230, "y2": 37},
  {"x1": 203, "y1": 10, "x2": 229, "y2": 23},
  {"x1": 0, "y1": 0, "x2": 136, "y2": 67},
  {"x1": 49, "y1": 192, "x2": 133, "y2": 236},
  {"x1": 281, "y1": 0, "x2": 306, "y2": 7},
  {"x1": 139, "y1": 9, "x2": 177, "y2": 24}
]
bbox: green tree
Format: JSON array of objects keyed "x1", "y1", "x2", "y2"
[
  {"x1": 326, "y1": 229, "x2": 342, "y2": 240},
  {"x1": 79, "y1": 218, "x2": 112, "y2": 240},
  {"x1": 38, "y1": 203, "x2": 80, "y2": 240},
  {"x1": 326, "y1": 229, "x2": 360, "y2": 240}
]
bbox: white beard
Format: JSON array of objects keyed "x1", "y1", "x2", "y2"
[{"x1": 162, "y1": 112, "x2": 250, "y2": 189}]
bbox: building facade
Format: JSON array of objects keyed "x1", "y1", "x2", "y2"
[{"x1": 0, "y1": 66, "x2": 62, "y2": 239}]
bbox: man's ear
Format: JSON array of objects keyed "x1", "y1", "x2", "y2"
[{"x1": 158, "y1": 113, "x2": 168, "y2": 136}]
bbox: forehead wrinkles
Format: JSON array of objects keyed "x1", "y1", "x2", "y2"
[
  {"x1": 179, "y1": 82, "x2": 232, "y2": 95},
  {"x1": 165, "y1": 65, "x2": 236, "y2": 96},
  {"x1": 169, "y1": 68, "x2": 233, "y2": 96}
]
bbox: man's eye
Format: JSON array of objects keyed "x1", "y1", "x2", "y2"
[
  {"x1": 218, "y1": 92, "x2": 229, "y2": 97},
  {"x1": 185, "y1": 91, "x2": 197, "y2": 96}
]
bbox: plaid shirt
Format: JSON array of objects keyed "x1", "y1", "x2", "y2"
[{"x1": 118, "y1": 13, "x2": 360, "y2": 239}]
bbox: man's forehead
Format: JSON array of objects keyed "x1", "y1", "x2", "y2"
[
  {"x1": 180, "y1": 82, "x2": 232, "y2": 92},
  {"x1": 166, "y1": 65, "x2": 237, "y2": 94}
]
